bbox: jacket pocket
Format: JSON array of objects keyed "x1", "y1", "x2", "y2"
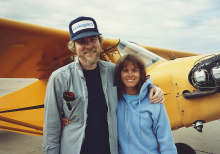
[{"x1": 63, "y1": 96, "x2": 84, "y2": 125}]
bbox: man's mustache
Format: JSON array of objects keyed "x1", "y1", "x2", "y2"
[{"x1": 83, "y1": 48, "x2": 96, "y2": 54}]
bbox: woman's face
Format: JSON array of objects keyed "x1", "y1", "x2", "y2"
[{"x1": 121, "y1": 62, "x2": 140, "y2": 94}]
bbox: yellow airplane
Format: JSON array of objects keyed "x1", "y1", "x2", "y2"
[{"x1": 0, "y1": 17, "x2": 220, "y2": 152}]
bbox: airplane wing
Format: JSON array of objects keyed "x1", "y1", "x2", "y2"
[
  {"x1": 141, "y1": 45, "x2": 201, "y2": 60},
  {"x1": 0, "y1": 17, "x2": 72, "y2": 79},
  {"x1": 0, "y1": 17, "x2": 199, "y2": 79}
]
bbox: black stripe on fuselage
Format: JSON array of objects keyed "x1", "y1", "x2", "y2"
[{"x1": 0, "y1": 104, "x2": 44, "y2": 113}]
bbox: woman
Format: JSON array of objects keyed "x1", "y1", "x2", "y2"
[{"x1": 115, "y1": 54, "x2": 177, "y2": 154}]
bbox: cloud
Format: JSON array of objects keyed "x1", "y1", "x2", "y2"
[{"x1": 0, "y1": 0, "x2": 219, "y2": 54}]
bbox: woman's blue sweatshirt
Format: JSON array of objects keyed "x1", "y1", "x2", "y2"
[{"x1": 117, "y1": 78, "x2": 177, "y2": 154}]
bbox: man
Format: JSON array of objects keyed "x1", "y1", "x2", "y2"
[{"x1": 42, "y1": 16, "x2": 164, "y2": 154}]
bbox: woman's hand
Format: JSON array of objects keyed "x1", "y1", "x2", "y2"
[
  {"x1": 61, "y1": 118, "x2": 71, "y2": 128},
  {"x1": 149, "y1": 85, "x2": 165, "y2": 104}
]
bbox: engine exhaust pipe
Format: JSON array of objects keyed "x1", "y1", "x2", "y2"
[{"x1": 183, "y1": 83, "x2": 219, "y2": 99}]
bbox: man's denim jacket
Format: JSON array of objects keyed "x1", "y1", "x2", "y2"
[{"x1": 42, "y1": 56, "x2": 118, "y2": 154}]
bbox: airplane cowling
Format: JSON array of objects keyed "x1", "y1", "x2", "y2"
[{"x1": 147, "y1": 54, "x2": 220, "y2": 129}]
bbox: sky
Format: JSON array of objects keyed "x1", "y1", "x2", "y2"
[{"x1": 0, "y1": 0, "x2": 220, "y2": 54}]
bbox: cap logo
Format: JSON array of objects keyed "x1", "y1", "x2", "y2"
[{"x1": 71, "y1": 20, "x2": 95, "y2": 33}]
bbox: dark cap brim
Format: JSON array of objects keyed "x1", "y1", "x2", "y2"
[{"x1": 71, "y1": 31, "x2": 102, "y2": 41}]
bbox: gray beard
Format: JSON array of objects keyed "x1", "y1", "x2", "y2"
[
  {"x1": 78, "y1": 48, "x2": 101, "y2": 65},
  {"x1": 80, "y1": 55, "x2": 99, "y2": 65}
]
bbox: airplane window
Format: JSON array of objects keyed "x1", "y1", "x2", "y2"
[{"x1": 118, "y1": 41, "x2": 164, "y2": 67}]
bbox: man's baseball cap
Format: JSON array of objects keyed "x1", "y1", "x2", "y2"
[{"x1": 69, "y1": 16, "x2": 102, "y2": 41}]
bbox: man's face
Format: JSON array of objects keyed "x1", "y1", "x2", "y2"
[{"x1": 75, "y1": 36, "x2": 101, "y2": 66}]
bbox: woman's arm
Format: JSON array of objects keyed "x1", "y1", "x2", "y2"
[{"x1": 61, "y1": 118, "x2": 71, "y2": 128}]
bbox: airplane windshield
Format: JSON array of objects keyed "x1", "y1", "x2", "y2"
[{"x1": 118, "y1": 41, "x2": 164, "y2": 67}]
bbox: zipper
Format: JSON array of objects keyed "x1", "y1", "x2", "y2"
[
  {"x1": 126, "y1": 103, "x2": 129, "y2": 139},
  {"x1": 126, "y1": 103, "x2": 130, "y2": 154},
  {"x1": 123, "y1": 99, "x2": 131, "y2": 154},
  {"x1": 122, "y1": 96, "x2": 138, "y2": 154}
]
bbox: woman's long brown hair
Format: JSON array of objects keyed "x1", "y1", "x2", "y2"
[{"x1": 115, "y1": 54, "x2": 147, "y2": 98}]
